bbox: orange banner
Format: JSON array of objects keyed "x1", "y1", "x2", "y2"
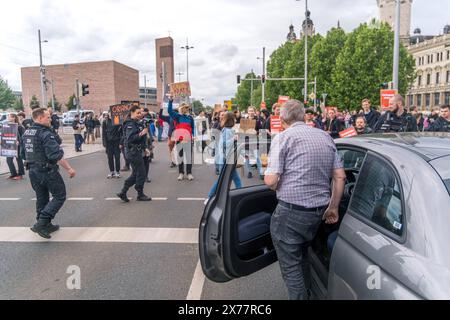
[
  {"x1": 339, "y1": 127, "x2": 358, "y2": 138},
  {"x1": 278, "y1": 96, "x2": 290, "y2": 105}
]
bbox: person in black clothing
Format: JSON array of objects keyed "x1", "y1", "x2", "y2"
[
  {"x1": 361, "y1": 99, "x2": 380, "y2": 129},
  {"x1": 354, "y1": 117, "x2": 373, "y2": 135},
  {"x1": 325, "y1": 109, "x2": 343, "y2": 139},
  {"x1": 411, "y1": 106, "x2": 425, "y2": 132},
  {"x1": 427, "y1": 105, "x2": 450, "y2": 132},
  {"x1": 5, "y1": 113, "x2": 26, "y2": 180},
  {"x1": 18, "y1": 112, "x2": 34, "y2": 130},
  {"x1": 85, "y1": 113, "x2": 96, "y2": 144},
  {"x1": 374, "y1": 94, "x2": 417, "y2": 133},
  {"x1": 102, "y1": 113, "x2": 122, "y2": 179},
  {"x1": 117, "y1": 106, "x2": 152, "y2": 202},
  {"x1": 141, "y1": 108, "x2": 153, "y2": 183},
  {"x1": 159, "y1": 106, "x2": 177, "y2": 168},
  {"x1": 72, "y1": 115, "x2": 84, "y2": 152},
  {"x1": 234, "y1": 110, "x2": 242, "y2": 124},
  {"x1": 48, "y1": 107, "x2": 60, "y2": 133}
]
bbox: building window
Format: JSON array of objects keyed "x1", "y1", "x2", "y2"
[
  {"x1": 447, "y1": 70, "x2": 450, "y2": 83},
  {"x1": 408, "y1": 95, "x2": 413, "y2": 106},
  {"x1": 448, "y1": 51, "x2": 450, "y2": 60},
  {"x1": 418, "y1": 75, "x2": 422, "y2": 86},
  {"x1": 435, "y1": 93, "x2": 441, "y2": 106},
  {"x1": 417, "y1": 94, "x2": 422, "y2": 107},
  {"x1": 427, "y1": 74, "x2": 431, "y2": 85},
  {"x1": 445, "y1": 92, "x2": 450, "y2": 105},
  {"x1": 425, "y1": 93, "x2": 431, "y2": 107},
  {"x1": 436, "y1": 72, "x2": 440, "y2": 84},
  {"x1": 431, "y1": 54, "x2": 433, "y2": 63}
]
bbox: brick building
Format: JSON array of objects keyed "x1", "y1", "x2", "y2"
[{"x1": 21, "y1": 60, "x2": 139, "y2": 115}]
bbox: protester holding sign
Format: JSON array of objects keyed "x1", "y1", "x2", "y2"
[
  {"x1": 242, "y1": 106, "x2": 264, "y2": 180},
  {"x1": 4, "y1": 114, "x2": 25, "y2": 180},
  {"x1": 325, "y1": 109, "x2": 344, "y2": 139}
]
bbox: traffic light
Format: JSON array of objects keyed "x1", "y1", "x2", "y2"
[
  {"x1": 82, "y1": 84, "x2": 90, "y2": 96},
  {"x1": 262, "y1": 75, "x2": 266, "y2": 84},
  {"x1": 237, "y1": 75, "x2": 241, "y2": 84}
]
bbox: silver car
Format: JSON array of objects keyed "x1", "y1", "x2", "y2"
[{"x1": 200, "y1": 132, "x2": 450, "y2": 300}]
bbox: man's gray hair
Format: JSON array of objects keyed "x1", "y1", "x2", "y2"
[{"x1": 280, "y1": 99, "x2": 305, "y2": 125}]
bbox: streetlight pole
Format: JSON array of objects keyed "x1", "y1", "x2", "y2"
[
  {"x1": 38, "y1": 29, "x2": 48, "y2": 108},
  {"x1": 393, "y1": 0, "x2": 401, "y2": 91},
  {"x1": 250, "y1": 68, "x2": 254, "y2": 107},
  {"x1": 181, "y1": 39, "x2": 194, "y2": 83},
  {"x1": 257, "y1": 48, "x2": 266, "y2": 105},
  {"x1": 50, "y1": 78, "x2": 55, "y2": 111},
  {"x1": 296, "y1": 0, "x2": 308, "y2": 103},
  {"x1": 144, "y1": 75, "x2": 147, "y2": 109}
]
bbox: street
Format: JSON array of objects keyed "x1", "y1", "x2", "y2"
[{"x1": 0, "y1": 142, "x2": 287, "y2": 300}]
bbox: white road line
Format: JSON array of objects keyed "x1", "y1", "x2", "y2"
[
  {"x1": 105, "y1": 197, "x2": 167, "y2": 201},
  {"x1": 186, "y1": 260, "x2": 206, "y2": 300},
  {"x1": 0, "y1": 198, "x2": 21, "y2": 201},
  {"x1": 178, "y1": 198, "x2": 206, "y2": 201},
  {"x1": 68, "y1": 198, "x2": 94, "y2": 201},
  {"x1": 152, "y1": 198, "x2": 168, "y2": 201},
  {"x1": 0, "y1": 227, "x2": 199, "y2": 244}
]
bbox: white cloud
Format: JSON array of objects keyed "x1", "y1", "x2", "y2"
[{"x1": 0, "y1": 0, "x2": 448, "y2": 106}]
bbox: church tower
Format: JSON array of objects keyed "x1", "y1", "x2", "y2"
[
  {"x1": 301, "y1": 10, "x2": 315, "y2": 38},
  {"x1": 377, "y1": 0, "x2": 412, "y2": 40},
  {"x1": 287, "y1": 24, "x2": 297, "y2": 42}
]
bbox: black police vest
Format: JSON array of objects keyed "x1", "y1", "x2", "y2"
[
  {"x1": 438, "y1": 118, "x2": 450, "y2": 132},
  {"x1": 22, "y1": 126, "x2": 47, "y2": 163},
  {"x1": 380, "y1": 112, "x2": 410, "y2": 133}
]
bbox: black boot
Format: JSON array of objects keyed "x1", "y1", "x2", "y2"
[
  {"x1": 137, "y1": 193, "x2": 152, "y2": 202},
  {"x1": 30, "y1": 218, "x2": 52, "y2": 239},
  {"x1": 117, "y1": 191, "x2": 130, "y2": 203},
  {"x1": 47, "y1": 222, "x2": 60, "y2": 234}
]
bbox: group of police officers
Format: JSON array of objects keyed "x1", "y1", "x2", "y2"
[{"x1": 20, "y1": 93, "x2": 449, "y2": 239}]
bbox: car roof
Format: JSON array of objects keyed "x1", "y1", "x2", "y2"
[{"x1": 336, "y1": 132, "x2": 450, "y2": 162}]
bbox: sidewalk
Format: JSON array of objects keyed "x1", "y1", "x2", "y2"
[{"x1": 0, "y1": 134, "x2": 104, "y2": 176}]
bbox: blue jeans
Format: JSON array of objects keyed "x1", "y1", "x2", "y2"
[
  {"x1": 74, "y1": 134, "x2": 84, "y2": 151},
  {"x1": 270, "y1": 204, "x2": 324, "y2": 300},
  {"x1": 158, "y1": 127, "x2": 163, "y2": 141},
  {"x1": 208, "y1": 165, "x2": 242, "y2": 198},
  {"x1": 244, "y1": 149, "x2": 263, "y2": 177}
]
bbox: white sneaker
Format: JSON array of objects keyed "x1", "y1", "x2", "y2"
[
  {"x1": 177, "y1": 174, "x2": 184, "y2": 181},
  {"x1": 115, "y1": 172, "x2": 121, "y2": 179},
  {"x1": 187, "y1": 174, "x2": 194, "y2": 181},
  {"x1": 107, "y1": 173, "x2": 114, "y2": 179}
]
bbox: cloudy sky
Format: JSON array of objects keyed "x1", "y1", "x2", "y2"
[{"x1": 0, "y1": 0, "x2": 448, "y2": 105}]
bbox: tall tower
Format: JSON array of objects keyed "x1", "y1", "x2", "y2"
[
  {"x1": 287, "y1": 24, "x2": 297, "y2": 42},
  {"x1": 301, "y1": 10, "x2": 315, "y2": 38},
  {"x1": 155, "y1": 37, "x2": 175, "y2": 107},
  {"x1": 378, "y1": 0, "x2": 412, "y2": 40}
]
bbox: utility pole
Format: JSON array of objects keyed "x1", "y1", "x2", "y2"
[
  {"x1": 304, "y1": 0, "x2": 308, "y2": 104},
  {"x1": 176, "y1": 69, "x2": 184, "y2": 83},
  {"x1": 181, "y1": 39, "x2": 194, "y2": 83},
  {"x1": 76, "y1": 79, "x2": 80, "y2": 114},
  {"x1": 250, "y1": 69, "x2": 254, "y2": 107},
  {"x1": 262, "y1": 47, "x2": 266, "y2": 104},
  {"x1": 38, "y1": 29, "x2": 48, "y2": 108},
  {"x1": 314, "y1": 76, "x2": 317, "y2": 111},
  {"x1": 393, "y1": 0, "x2": 401, "y2": 91},
  {"x1": 50, "y1": 78, "x2": 55, "y2": 111}
]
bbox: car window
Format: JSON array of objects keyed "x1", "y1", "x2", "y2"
[
  {"x1": 349, "y1": 154, "x2": 404, "y2": 237},
  {"x1": 338, "y1": 149, "x2": 366, "y2": 170},
  {"x1": 430, "y1": 156, "x2": 450, "y2": 196}
]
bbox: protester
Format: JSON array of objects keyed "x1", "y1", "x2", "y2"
[
  {"x1": 361, "y1": 99, "x2": 380, "y2": 129},
  {"x1": 234, "y1": 110, "x2": 242, "y2": 124},
  {"x1": 374, "y1": 94, "x2": 417, "y2": 133},
  {"x1": 354, "y1": 116, "x2": 373, "y2": 135},
  {"x1": 244, "y1": 106, "x2": 263, "y2": 180},
  {"x1": 411, "y1": 106, "x2": 425, "y2": 132},
  {"x1": 264, "y1": 100, "x2": 346, "y2": 300},
  {"x1": 304, "y1": 109, "x2": 322, "y2": 129},
  {"x1": 427, "y1": 105, "x2": 450, "y2": 132},
  {"x1": 141, "y1": 108, "x2": 154, "y2": 183},
  {"x1": 20, "y1": 112, "x2": 34, "y2": 129},
  {"x1": 272, "y1": 103, "x2": 281, "y2": 116},
  {"x1": 5, "y1": 113, "x2": 25, "y2": 180},
  {"x1": 48, "y1": 107, "x2": 60, "y2": 134},
  {"x1": 72, "y1": 114, "x2": 84, "y2": 152},
  {"x1": 325, "y1": 108, "x2": 343, "y2": 139},
  {"x1": 159, "y1": 105, "x2": 177, "y2": 168},
  {"x1": 207, "y1": 112, "x2": 242, "y2": 198},
  {"x1": 195, "y1": 111, "x2": 209, "y2": 156},
  {"x1": 102, "y1": 113, "x2": 122, "y2": 179},
  {"x1": 168, "y1": 97, "x2": 196, "y2": 181},
  {"x1": 85, "y1": 113, "x2": 96, "y2": 144},
  {"x1": 94, "y1": 114, "x2": 101, "y2": 139}
]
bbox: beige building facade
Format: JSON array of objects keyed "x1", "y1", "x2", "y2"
[
  {"x1": 406, "y1": 32, "x2": 450, "y2": 110},
  {"x1": 378, "y1": 0, "x2": 412, "y2": 41},
  {"x1": 21, "y1": 60, "x2": 139, "y2": 115}
]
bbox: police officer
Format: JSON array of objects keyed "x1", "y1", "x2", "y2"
[
  {"x1": 374, "y1": 94, "x2": 417, "y2": 133},
  {"x1": 116, "y1": 105, "x2": 152, "y2": 202},
  {"x1": 23, "y1": 108, "x2": 76, "y2": 239},
  {"x1": 141, "y1": 108, "x2": 153, "y2": 183},
  {"x1": 427, "y1": 105, "x2": 450, "y2": 132}
]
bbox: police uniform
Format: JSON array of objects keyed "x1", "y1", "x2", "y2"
[
  {"x1": 22, "y1": 123, "x2": 66, "y2": 238},
  {"x1": 427, "y1": 117, "x2": 450, "y2": 132},
  {"x1": 374, "y1": 111, "x2": 418, "y2": 133},
  {"x1": 117, "y1": 118, "x2": 151, "y2": 201}
]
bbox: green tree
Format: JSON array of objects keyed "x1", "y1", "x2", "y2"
[
  {"x1": 235, "y1": 71, "x2": 261, "y2": 110},
  {"x1": 29, "y1": 95, "x2": 40, "y2": 109},
  {"x1": 192, "y1": 100, "x2": 204, "y2": 115},
  {"x1": 0, "y1": 77, "x2": 16, "y2": 110},
  {"x1": 309, "y1": 27, "x2": 347, "y2": 106},
  {"x1": 331, "y1": 21, "x2": 416, "y2": 110},
  {"x1": 13, "y1": 98, "x2": 24, "y2": 111},
  {"x1": 48, "y1": 97, "x2": 62, "y2": 112},
  {"x1": 66, "y1": 94, "x2": 77, "y2": 111}
]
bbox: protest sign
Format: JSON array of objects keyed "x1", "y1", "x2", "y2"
[
  {"x1": 339, "y1": 127, "x2": 358, "y2": 138},
  {"x1": 270, "y1": 116, "x2": 283, "y2": 134},
  {"x1": 0, "y1": 123, "x2": 18, "y2": 157},
  {"x1": 239, "y1": 119, "x2": 256, "y2": 133},
  {"x1": 278, "y1": 96, "x2": 290, "y2": 105},
  {"x1": 224, "y1": 100, "x2": 232, "y2": 111},
  {"x1": 195, "y1": 118, "x2": 210, "y2": 141},
  {"x1": 169, "y1": 82, "x2": 191, "y2": 98},
  {"x1": 110, "y1": 104, "x2": 132, "y2": 125},
  {"x1": 380, "y1": 90, "x2": 397, "y2": 111}
]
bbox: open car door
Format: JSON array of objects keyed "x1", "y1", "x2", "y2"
[{"x1": 199, "y1": 143, "x2": 279, "y2": 283}]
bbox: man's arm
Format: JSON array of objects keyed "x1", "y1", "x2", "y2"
[
  {"x1": 323, "y1": 168, "x2": 346, "y2": 224},
  {"x1": 264, "y1": 174, "x2": 280, "y2": 191},
  {"x1": 264, "y1": 134, "x2": 283, "y2": 191},
  {"x1": 58, "y1": 159, "x2": 76, "y2": 178},
  {"x1": 168, "y1": 100, "x2": 180, "y2": 121}
]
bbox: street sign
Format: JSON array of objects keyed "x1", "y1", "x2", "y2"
[
  {"x1": 309, "y1": 92, "x2": 316, "y2": 100},
  {"x1": 380, "y1": 89, "x2": 397, "y2": 111},
  {"x1": 224, "y1": 100, "x2": 233, "y2": 111}
]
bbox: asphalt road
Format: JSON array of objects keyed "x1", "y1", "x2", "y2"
[{"x1": 0, "y1": 142, "x2": 288, "y2": 300}]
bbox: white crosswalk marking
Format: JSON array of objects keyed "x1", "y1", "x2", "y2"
[
  {"x1": 0, "y1": 227, "x2": 198, "y2": 244},
  {"x1": 178, "y1": 198, "x2": 206, "y2": 201},
  {"x1": 0, "y1": 198, "x2": 20, "y2": 201},
  {"x1": 186, "y1": 260, "x2": 206, "y2": 300}
]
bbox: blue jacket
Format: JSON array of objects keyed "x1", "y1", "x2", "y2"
[{"x1": 168, "y1": 100, "x2": 196, "y2": 141}]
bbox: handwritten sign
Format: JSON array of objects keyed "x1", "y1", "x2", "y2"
[
  {"x1": 270, "y1": 116, "x2": 283, "y2": 134},
  {"x1": 110, "y1": 104, "x2": 132, "y2": 125},
  {"x1": 170, "y1": 82, "x2": 191, "y2": 98},
  {"x1": 339, "y1": 127, "x2": 358, "y2": 138},
  {"x1": 0, "y1": 123, "x2": 18, "y2": 157}
]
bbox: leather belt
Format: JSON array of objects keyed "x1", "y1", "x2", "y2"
[{"x1": 278, "y1": 200, "x2": 327, "y2": 212}]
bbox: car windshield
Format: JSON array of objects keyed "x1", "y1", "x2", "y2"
[{"x1": 430, "y1": 156, "x2": 450, "y2": 196}]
